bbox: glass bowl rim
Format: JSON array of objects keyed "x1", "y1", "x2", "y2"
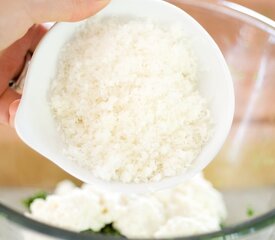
[{"x1": 0, "y1": 0, "x2": 275, "y2": 239}]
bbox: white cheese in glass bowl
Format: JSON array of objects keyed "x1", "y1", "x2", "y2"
[{"x1": 24, "y1": 174, "x2": 226, "y2": 239}]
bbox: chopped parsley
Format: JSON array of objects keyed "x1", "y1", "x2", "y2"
[
  {"x1": 219, "y1": 222, "x2": 226, "y2": 229},
  {"x1": 23, "y1": 191, "x2": 48, "y2": 210},
  {"x1": 81, "y1": 223, "x2": 123, "y2": 237},
  {"x1": 246, "y1": 207, "x2": 255, "y2": 217}
]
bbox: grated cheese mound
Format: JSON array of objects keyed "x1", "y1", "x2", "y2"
[{"x1": 50, "y1": 17, "x2": 212, "y2": 183}]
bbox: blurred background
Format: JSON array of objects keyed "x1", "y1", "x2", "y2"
[{"x1": 212, "y1": 0, "x2": 275, "y2": 20}]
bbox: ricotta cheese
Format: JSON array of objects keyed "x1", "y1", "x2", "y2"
[{"x1": 26, "y1": 174, "x2": 226, "y2": 238}]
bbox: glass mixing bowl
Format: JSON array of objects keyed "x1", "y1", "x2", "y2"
[{"x1": 0, "y1": 0, "x2": 274, "y2": 239}]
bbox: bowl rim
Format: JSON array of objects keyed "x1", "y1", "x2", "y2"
[
  {"x1": 0, "y1": 202, "x2": 275, "y2": 239},
  {"x1": 1, "y1": 0, "x2": 275, "y2": 239}
]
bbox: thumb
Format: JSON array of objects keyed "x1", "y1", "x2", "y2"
[
  {"x1": 27, "y1": 0, "x2": 110, "y2": 23},
  {"x1": 9, "y1": 99, "x2": 20, "y2": 128}
]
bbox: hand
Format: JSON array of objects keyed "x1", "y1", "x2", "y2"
[{"x1": 0, "y1": 0, "x2": 110, "y2": 127}]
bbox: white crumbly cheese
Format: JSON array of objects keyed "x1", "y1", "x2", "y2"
[
  {"x1": 54, "y1": 180, "x2": 76, "y2": 195},
  {"x1": 50, "y1": 17, "x2": 212, "y2": 183},
  {"x1": 28, "y1": 189, "x2": 105, "y2": 232},
  {"x1": 26, "y1": 174, "x2": 226, "y2": 238},
  {"x1": 114, "y1": 197, "x2": 165, "y2": 238}
]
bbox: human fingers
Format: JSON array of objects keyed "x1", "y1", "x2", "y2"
[
  {"x1": 26, "y1": 0, "x2": 110, "y2": 23},
  {"x1": 9, "y1": 99, "x2": 20, "y2": 127},
  {"x1": 0, "y1": 25, "x2": 47, "y2": 97},
  {"x1": 0, "y1": 25, "x2": 47, "y2": 126},
  {"x1": 0, "y1": 0, "x2": 110, "y2": 50},
  {"x1": 0, "y1": 89, "x2": 20, "y2": 125}
]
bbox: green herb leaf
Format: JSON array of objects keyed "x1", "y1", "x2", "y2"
[
  {"x1": 23, "y1": 191, "x2": 48, "y2": 210},
  {"x1": 81, "y1": 223, "x2": 123, "y2": 237},
  {"x1": 246, "y1": 207, "x2": 255, "y2": 217},
  {"x1": 219, "y1": 222, "x2": 226, "y2": 229}
]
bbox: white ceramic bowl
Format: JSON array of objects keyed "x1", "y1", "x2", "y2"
[{"x1": 15, "y1": 0, "x2": 234, "y2": 193}]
